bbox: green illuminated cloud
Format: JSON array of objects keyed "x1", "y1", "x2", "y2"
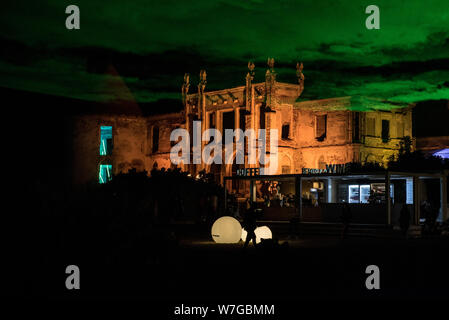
[{"x1": 0, "y1": 0, "x2": 448, "y2": 105}]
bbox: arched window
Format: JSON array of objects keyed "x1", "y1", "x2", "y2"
[
  {"x1": 281, "y1": 155, "x2": 292, "y2": 174},
  {"x1": 318, "y1": 155, "x2": 326, "y2": 170}
]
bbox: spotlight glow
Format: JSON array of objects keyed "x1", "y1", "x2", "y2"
[{"x1": 241, "y1": 226, "x2": 272, "y2": 244}]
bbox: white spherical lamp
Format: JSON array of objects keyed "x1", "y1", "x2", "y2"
[
  {"x1": 255, "y1": 226, "x2": 272, "y2": 243},
  {"x1": 241, "y1": 228, "x2": 248, "y2": 242},
  {"x1": 241, "y1": 226, "x2": 272, "y2": 244},
  {"x1": 211, "y1": 216, "x2": 242, "y2": 243}
]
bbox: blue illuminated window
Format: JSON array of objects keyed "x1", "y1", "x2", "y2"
[
  {"x1": 99, "y1": 164, "x2": 112, "y2": 184},
  {"x1": 100, "y1": 126, "x2": 113, "y2": 155}
]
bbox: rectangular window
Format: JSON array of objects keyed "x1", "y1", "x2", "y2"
[
  {"x1": 222, "y1": 111, "x2": 235, "y2": 131},
  {"x1": 366, "y1": 118, "x2": 376, "y2": 136},
  {"x1": 348, "y1": 185, "x2": 360, "y2": 203},
  {"x1": 99, "y1": 164, "x2": 112, "y2": 184},
  {"x1": 100, "y1": 126, "x2": 113, "y2": 155},
  {"x1": 209, "y1": 113, "x2": 215, "y2": 129},
  {"x1": 282, "y1": 124, "x2": 290, "y2": 140},
  {"x1": 360, "y1": 185, "x2": 370, "y2": 203},
  {"x1": 315, "y1": 115, "x2": 327, "y2": 141},
  {"x1": 353, "y1": 112, "x2": 360, "y2": 142},
  {"x1": 396, "y1": 121, "x2": 404, "y2": 138},
  {"x1": 382, "y1": 120, "x2": 390, "y2": 142},
  {"x1": 152, "y1": 126, "x2": 159, "y2": 153},
  {"x1": 239, "y1": 109, "x2": 246, "y2": 130}
]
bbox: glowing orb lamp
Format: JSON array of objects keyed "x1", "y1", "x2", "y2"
[
  {"x1": 241, "y1": 226, "x2": 272, "y2": 244},
  {"x1": 211, "y1": 216, "x2": 242, "y2": 243},
  {"x1": 241, "y1": 228, "x2": 248, "y2": 242},
  {"x1": 256, "y1": 226, "x2": 273, "y2": 243}
]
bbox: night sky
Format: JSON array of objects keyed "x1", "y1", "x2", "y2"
[{"x1": 1, "y1": 0, "x2": 448, "y2": 108}]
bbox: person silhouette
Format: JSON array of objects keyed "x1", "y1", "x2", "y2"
[
  {"x1": 399, "y1": 203, "x2": 410, "y2": 239},
  {"x1": 243, "y1": 202, "x2": 257, "y2": 248}
]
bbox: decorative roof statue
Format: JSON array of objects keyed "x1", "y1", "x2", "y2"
[
  {"x1": 197, "y1": 70, "x2": 207, "y2": 117},
  {"x1": 265, "y1": 58, "x2": 276, "y2": 110},
  {"x1": 199, "y1": 69, "x2": 207, "y2": 89},
  {"x1": 296, "y1": 62, "x2": 305, "y2": 94},
  {"x1": 245, "y1": 61, "x2": 255, "y2": 113},
  {"x1": 265, "y1": 57, "x2": 276, "y2": 80},
  {"x1": 247, "y1": 61, "x2": 255, "y2": 81},
  {"x1": 183, "y1": 73, "x2": 190, "y2": 88},
  {"x1": 181, "y1": 73, "x2": 190, "y2": 107}
]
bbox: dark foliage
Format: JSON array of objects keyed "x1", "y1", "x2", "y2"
[
  {"x1": 388, "y1": 136, "x2": 449, "y2": 172},
  {"x1": 345, "y1": 161, "x2": 386, "y2": 173}
]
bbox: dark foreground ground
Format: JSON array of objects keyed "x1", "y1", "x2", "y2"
[{"x1": 12, "y1": 229, "x2": 449, "y2": 304}]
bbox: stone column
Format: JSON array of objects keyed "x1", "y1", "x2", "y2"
[
  {"x1": 184, "y1": 115, "x2": 191, "y2": 173},
  {"x1": 327, "y1": 177, "x2": 337, "y2": 203},
  {"x1": 200, "y1": 95, "x2": 207, "y2": 172},
  {"x1": 235, "y1": 107, "x2": 240, "y2": 131},
  {"x1": 197, "y1": 70, "x2": 207, "y2": 172}
]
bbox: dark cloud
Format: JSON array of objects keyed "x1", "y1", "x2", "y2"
[{"x1": 0, "y1": 0, "x2": 448, "y2": 105}]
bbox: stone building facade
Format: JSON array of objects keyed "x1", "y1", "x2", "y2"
[
  {"x1": 73, "y1": 59, "x2": 413, "y2": 188},
  {"x1": 148, "y1": 59, "x2": 412, "y2": 186}
]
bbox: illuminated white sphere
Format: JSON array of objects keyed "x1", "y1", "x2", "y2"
[
  {"x1": 256, "y1": 226, "x2": 272, "y2": 243},
  {"x1": 241, "y1": 228, "x2": 248, "y2": 242},
  {"x1": 241, "y1": 226, "x2": 272, "y2": 244},
  {"x1": 211, "y1": 216, "x2": 242, "y2": 243}
]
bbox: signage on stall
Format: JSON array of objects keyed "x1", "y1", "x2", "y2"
[
  {"x1": 302, "y1": 163, "x2": 351, "y2": 175},
  {"x1": 236, "y1": 167, "x2": 261, "y2": 177}
]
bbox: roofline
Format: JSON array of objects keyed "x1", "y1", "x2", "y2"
[
  {"x1": 294, "y1": 96, "x2": 412, "y2": 111},
  {"x1": 186, "y1": 81, "x2": 299, "y2": 98}
]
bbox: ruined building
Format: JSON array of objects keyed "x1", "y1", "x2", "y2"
[
  {"x1": 147, "y1": 59, "x2": 412, "y2": 185},
  {"x1": 72, "y1": 59, "x2": 413, "y2": 191}
]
